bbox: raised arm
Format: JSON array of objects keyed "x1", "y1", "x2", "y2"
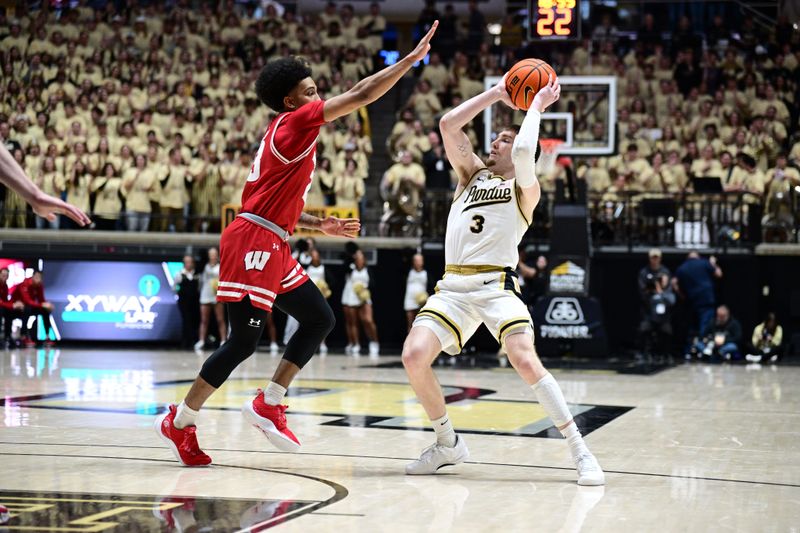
[
  {"x1": 441, "y1": 76, "x2": 519, "y2": 196},
  {"x1": 515, "y1": 75, "x2": 561, "y2": 219},
  {"x1": 323, "y1": 22, "x2": 438, "y2": 123}
]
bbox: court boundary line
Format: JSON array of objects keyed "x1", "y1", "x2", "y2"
[
  {"x1": 0, "y1": 451, "x2": 349, "y2": 531},
  {"x1": 1, "y1": 442, "x2": 797, "y2": 490}
]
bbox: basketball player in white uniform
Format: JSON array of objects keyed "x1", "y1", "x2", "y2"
[{"x1": 402, "y1": 75, "x2": 605, "y2": 485}]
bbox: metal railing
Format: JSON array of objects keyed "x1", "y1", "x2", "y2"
[
  {"x1": 419, "y1": 189, "x2": 799, "y2": 248},
  {"x1": 2, "y1": 187, "x2": 798, "y2": 248}
]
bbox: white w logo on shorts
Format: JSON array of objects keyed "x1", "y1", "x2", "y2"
[{"x1": 244, "y1": 251, "x2": 271, "y2": 271}]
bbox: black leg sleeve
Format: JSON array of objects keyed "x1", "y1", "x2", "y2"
[
  {"x1": 199, "y1": 297, "x2": 269, "y2": 388},
  {"x1": 274, "y1": 279, "x2": 335, "y2": 369}
]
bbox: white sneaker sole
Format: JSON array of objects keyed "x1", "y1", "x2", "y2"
[
  {"x1": 242, "y1": 401, "x2": 301, "y2": 452},
  {"x1": 153, "y1": 413, "x2": 209, "y2": 467},
  {"x1": 405, "y1": 445, "x2": 470, "y2": 475},
  {"x1": 578, "y1": 473, "x2": 606, "y2": 486}
]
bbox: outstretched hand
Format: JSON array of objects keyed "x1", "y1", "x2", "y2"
[
  {"x1": 31, "y1": 190, "x2": 91, "y2": 226},
  {"x1": 532, "y1": 75, "x2": 561, "y2": 113},
  {"x1": 320, "y1": 216, "x2": 361, "y2": 239},
  {"x1": 408, "y1": 21, "x2": 439, "y2": 63}
]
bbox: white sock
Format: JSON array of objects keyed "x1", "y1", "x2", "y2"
[
  {"x1": 263, "y1": 381, "x2": 287, "y2": 406},
  {"x1": 561, "y1": 421, "x2": 589, "y2": 459},
  {"x1": 532, "y1": 373, "x2": 588, "y2": 458},
  {"x1": 432, "y1": 414, "x2": 456, "y2": 447},
  {"x1": 174, "y1": 401, "x2": 198, "y2": 429}
]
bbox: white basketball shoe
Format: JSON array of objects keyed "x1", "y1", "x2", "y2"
[
  {"x1": 406, "y1": 435, "x2": 470, "y2": 475},
  {"x1": 575, "y1": 453, "x2": 605, "y2": 486}
]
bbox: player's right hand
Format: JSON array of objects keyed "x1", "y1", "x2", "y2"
[
  {"x1": 532, "y1": 75, "x2": 561, "y2": 113},
  {"x1": 408, "y1": 20, "x2": 438, "y2": 63},
  {"x1": 494, "y1": 74, "x2": 519, "y2": 110}
]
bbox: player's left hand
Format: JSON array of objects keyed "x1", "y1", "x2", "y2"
[
  {"x1": 31, "y1": 190, "x2": 91, "y2": 226},
  {"x1": 532, "y1": 75, "x2": 561, "y2": 113},
  {"x1": 320, "y1": 216, "x2": 361, "y2": 239}
]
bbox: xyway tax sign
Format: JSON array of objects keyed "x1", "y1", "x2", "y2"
[{"x1": 41, "y1": 261, "x2": 182, "y2": 341}]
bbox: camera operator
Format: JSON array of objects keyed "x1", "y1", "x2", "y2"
[
  {"x1": 694, "y1": 305, "x2": 742, "y2": 362},
  {"x1": 639, "y1": 272, "x2": 675, "y2": 356}
]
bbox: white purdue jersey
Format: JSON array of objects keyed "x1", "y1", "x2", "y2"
[{"x1": 445, "y1": 168, "x2": 530, "y2": 268}]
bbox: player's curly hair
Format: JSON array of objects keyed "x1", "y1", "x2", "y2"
[{"x1": 255, "y1": 57, "x2": 313, "y2": 112}]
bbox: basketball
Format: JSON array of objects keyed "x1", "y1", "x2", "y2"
[{"x1": 505, "y1": 58, "x2": 557, "y2": 111}]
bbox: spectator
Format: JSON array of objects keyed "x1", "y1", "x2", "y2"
[
  {"x1": 404, "y1": 253, "x2": 428, "y2": 331},
  {"x1": 517, "y1": 252, "x2": 548, "y2": 306},
  {"x1": 334, "y1": 159, "x2": 365, "y2": 209},
  {"x1": 32, "y1": 156, "x2": 64, "y2": 229},
  {"x1": 122, "y1": 154, "x2": 156, "y2": 232},
  {"x1": 63, "y1": 160, "x2": 92, "y2": 230},
  {"x1": 196, "y1": 247, "x2": 227, "y2": 352},
  {"x1": 91, "y1": 162, "x2": 124, "y2": 230},
  {"x1": 341, "y1": 249, "x2": 379, "y2": 357},
  {"x1": 695, "y1": 305, "x2": 742, "y2": 362},
  {"x1": 15, "y1": 270, "x2": 56, "y2": 348},
  {"x1": 381, "y1": 151, "x2": 425, "y2": 227},
  {"x1": 159, "y1": 148, "x2": 191, "y2": 232},
  {"x1": 0, "y1": 267, "x2": 24, "y2": 349},
  {"x1": 674, "y1": 251, "x2": 722, "y2": 355},
  {"x1": 746, "y1": 312, "x2": 783, "y2": 364},
  {"x1": 174, "y1": 255, "x2": 200, "y2": 350},
  {"x1": 422, "y1": 131, "x2": 452, "y2": 190},
  {"x1": 763, "y1": 154, "x2": 800, "y2": 231}
]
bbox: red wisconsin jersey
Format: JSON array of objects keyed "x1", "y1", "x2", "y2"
[{"x1": 240, "y1": 99, "x2": 327, "y2": 234}]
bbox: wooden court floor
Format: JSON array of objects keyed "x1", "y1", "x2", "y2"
[{"x1": 1, "y1": 347, "x2": 798, "y2": 532}]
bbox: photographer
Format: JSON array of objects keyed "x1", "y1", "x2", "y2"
[
  {"x1": 746, "y1": 312, "x2": 783, "y2": 364},
  {"x1": 638, "y1": 248, "x2": 670, "y2": 302},
  {"x1": 639, "y1": 272, "x2": 675, "y2": 356},
  {"x1": 694, "y1": 305, "x2": 742, "y2": 362}
]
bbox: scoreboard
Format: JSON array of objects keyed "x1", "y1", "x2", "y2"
[{"x1": 528, "y1": 0, "x2": 581, "y2": 41}]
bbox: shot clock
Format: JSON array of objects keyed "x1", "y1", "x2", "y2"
[{"x1": 528, "y1": 0, "x2": 581, "y2": 41}]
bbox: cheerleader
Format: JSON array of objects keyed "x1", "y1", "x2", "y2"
[
  {"x1": 196, "y1": 247, "x2": 227, "y2": 351},
  {"x1": 341, "y1": 249, "x2": 379, "y2": 356},
  {"x1": 284, "y1": 249, "x2": 331, "y2": 354},
  {"x1": 404, "y1": 253, "x2": 428, "y2": 332}
]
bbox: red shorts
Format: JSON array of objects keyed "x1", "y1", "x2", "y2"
[{"x1": 217, "y1": 217, "x2": 308, "y2": 311}]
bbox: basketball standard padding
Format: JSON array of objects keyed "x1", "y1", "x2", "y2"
[{"x1": 505, "y1": 58, "x2": 558, "y2": 111}]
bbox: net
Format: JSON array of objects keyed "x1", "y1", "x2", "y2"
[{"x1": 537, "y1": 138, "x2": 565, "y2": 177}]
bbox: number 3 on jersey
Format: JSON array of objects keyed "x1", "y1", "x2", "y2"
[{"x1": 470, "y1": 215, "x2": 485, "y2": 234}]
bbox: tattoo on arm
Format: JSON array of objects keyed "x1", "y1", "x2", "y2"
[
  {"x1": 457, "y1": 143, "x2": 470, "y2": 158},
  {"x1": 298, "y1": 212, "x2": 322, "y2": 229}
]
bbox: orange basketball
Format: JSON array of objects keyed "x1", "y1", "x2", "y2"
[{"x1": 505, "y1": 58, "x2": 557, "y2": 111}]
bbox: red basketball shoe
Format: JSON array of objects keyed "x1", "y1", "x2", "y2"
[
  {"x1": 0, "y1": 504, "x2": 9, "y2": 525},
  {"x1": 154, "y1": 404, "x2": 212, "y2": 466},
  {"x1": 242, "y1": 390, "x2": 301, "y2": 452}
]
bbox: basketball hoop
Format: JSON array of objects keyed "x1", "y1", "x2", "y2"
[{"x1": 537, "y1": 138, "x2": 565, "y2": 176}]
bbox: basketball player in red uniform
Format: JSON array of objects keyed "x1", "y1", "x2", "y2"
[{"x1": 155, "y1": 23, "x2": 439, "y2": 466}]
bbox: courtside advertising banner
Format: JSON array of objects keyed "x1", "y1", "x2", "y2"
[{"x1": 42, "y1": 260, "x2": 183, "y2": 341}]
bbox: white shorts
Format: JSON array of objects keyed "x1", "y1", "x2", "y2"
[{"x1": 413, "y1": 270, "x2": 533, "y2": 355}]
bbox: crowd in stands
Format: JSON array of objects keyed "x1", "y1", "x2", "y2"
[
  {"x1": 397, "y1": 3, "x2": 800, "y2": 239},
  {"x1": 1, "y1": 1, "x2": 799, "y2": 239},
  {"x1": 0, "y1": 0, "x2": 382, "y2": 230}
]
